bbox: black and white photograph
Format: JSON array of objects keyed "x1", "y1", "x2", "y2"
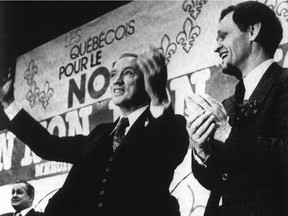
[{"x1": 0, "y1": 1, "x2": 288, "y2": 216}]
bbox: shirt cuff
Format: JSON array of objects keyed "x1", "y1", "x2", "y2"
[
  {"x1": 4, "y1": 101, "x2": 21, "y2": 120},
  {"x1": 192, "y1": 148, "x2": 210, "y2": 168}
]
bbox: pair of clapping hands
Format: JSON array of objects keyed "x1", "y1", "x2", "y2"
[{"x1": 185, "y1": 93, "x2": 231, "y2": 159}]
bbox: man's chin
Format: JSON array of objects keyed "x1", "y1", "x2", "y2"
[{"x1": 222, "y1": 63, "x2": 242, "y2": 80}]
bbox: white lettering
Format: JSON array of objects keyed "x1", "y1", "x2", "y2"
[
  {"x1": 0, "y1": 132, "x2": 15, "y2": 171},
  {"x1": 170, "y1": 76, "x2": 194, "y2": 115},
  {"x1": 79, "y1": 105, "x2": 93, "y2": 135}
]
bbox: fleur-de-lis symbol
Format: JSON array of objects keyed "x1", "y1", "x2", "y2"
[
  {"x1": 39, "y1": 81, "x2": 54, "y2": 109},
  {"x1": 24, "y1": 60, "x2": 38, "y2": 86},
  {"x1": 183, "y1": 0, "x2": 208, "y2": 20},
  {"x1": 176, "y1": 18, "x2": 201, "y2": 53},
  {"x1": 261, "y1": 0, "x2": 277, "y2": 10},
  {"x1": 26, "y1": 81, "x2": 40, "y2": 108},
  {"x1": 276, "y1": 1, "x2": 288, "y2": 22},
  {"x1": 157, "y1": 34, "x2": 177, "y2": 64}
]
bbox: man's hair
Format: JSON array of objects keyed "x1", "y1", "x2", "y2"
[
  {"x1": 15, "y1": 180, "x2": 35, "y2": 199},
  {"x1": 112, "y1": 53, "x2": 138, "y2": 68},
  {"x1": 220, "y1": 1, "x2": 283, "y2": 57}
]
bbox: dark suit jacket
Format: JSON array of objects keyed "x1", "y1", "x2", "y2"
[
  {"x1": 9, "y1": 106, "x2": 189, "y2": 216},
  {"x1": 192, "y1": 63, "x2": 288, "y2": 216},
  {"x1": 0, "y1": 209, "x2": 44, "y2": 216}
]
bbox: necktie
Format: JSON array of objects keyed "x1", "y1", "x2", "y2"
[
  {"x1": 112, "y1": 117, "x2": 129, "y2": 152},
  {"x1": 234, "y1": 79, "x2": 245, "y2": 105}
]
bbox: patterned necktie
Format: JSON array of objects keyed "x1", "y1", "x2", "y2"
[{"x1": 112, "y1": 117, "x2": 129, "y2": 152}]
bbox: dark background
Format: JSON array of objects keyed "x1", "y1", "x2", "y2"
[{"x1": 0, "y1": 1, "x2": 130, "y2": 129}]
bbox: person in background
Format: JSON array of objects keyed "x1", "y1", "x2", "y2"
[
  {"x1": 186, "y1": 1, "x2": 288, "y2": 215},
  {"x1": 0, "y1": 180, "x2": 44, "y2": 216},
  {"x1": 0, "y1": 48, "x2": 189, "y2": 216}
]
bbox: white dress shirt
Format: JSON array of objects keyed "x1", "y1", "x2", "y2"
[{"x1": 243, "y1": 59, "x2": 274, "y2": 100}]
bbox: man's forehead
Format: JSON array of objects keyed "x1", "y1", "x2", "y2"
[
  {"x1": 13, "y1": 183, "x2": 27, "y2": 190},
  {"x1": 219, "y1": 12, "x2": 234, "y2": 29}
]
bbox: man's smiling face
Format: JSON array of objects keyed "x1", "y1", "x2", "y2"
[
  {"x1": 215, "y1": 12, "x2": 251, "y2": 74},
  {"x1": 109, "y1": 56, "x2": 146, "y2": 111}
]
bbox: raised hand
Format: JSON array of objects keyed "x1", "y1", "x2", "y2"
[
  {"x1": 137, "y1": 46, "x2": 168, "y2": 106},
  {"x1": 0, "y1": 71, "x2": 15, "y2": 109}
]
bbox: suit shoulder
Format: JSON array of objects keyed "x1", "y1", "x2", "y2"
[
  {"x1": 88, "y1": 122, "x2": 113, "y2": 137},
  {"x1": 27, "y1": 209, "x2": 44, "y2": 216}
]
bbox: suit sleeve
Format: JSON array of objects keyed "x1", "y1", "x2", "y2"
[
  {"x1": 141, "y1": 105, "x2": 189, "y2": 186},
  {"x1": 8, "y1": 109, "x2": 88, "y2": 163}
]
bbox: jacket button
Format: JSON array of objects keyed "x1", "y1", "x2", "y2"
[
  {"x1": 98, "y1": 202, "x2": 102, "y2": 207},
  {"x1": 106, "y1": 168, "x2": 110, "y2": 172},
  {"x1": 100, "y1": 190, "x2": 104, "y2": 195},
  {"x1": 222, "y1": 173, "x2": 228, "y2": 181},
  {"x1": 102, "y1": 178, "x2": 107, "y2": 183},
  {"x1": 109, "y1": 157, "x2": 113, "y2": 161}
]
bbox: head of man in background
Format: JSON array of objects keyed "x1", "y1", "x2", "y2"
[{"x1": 11, "y1": 181, "x2": 34, "y2": 212}]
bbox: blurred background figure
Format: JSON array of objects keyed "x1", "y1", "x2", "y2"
[{"x1": 0, "y1": 180, "x2": 44, "y2": 216}]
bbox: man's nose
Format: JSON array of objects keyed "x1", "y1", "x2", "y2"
[
  {"x1": 214, "y1": 40, "x2": 222, "y2": 53},
  {"x1": 113, "y1": 73, "x2": 124, "y2": 85}
]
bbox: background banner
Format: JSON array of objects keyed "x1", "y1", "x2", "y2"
[{"x1": 1, "y1": 0, "x2": 287, "y2": 215}]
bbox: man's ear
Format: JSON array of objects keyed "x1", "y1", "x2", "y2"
[{"x1": 249, "y1": 22, "x2": 261, "y2": 41}]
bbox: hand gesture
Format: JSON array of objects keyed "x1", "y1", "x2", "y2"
[
  {"x1": 137, "y1": 46, "x2": 168, "y2": 106},
  {"x1": 0, "y1": 71, "x2": 15, "y2": 109},
  {"x1": 185, "y1": 95, "x2": 215, "y2": 160},
  {"x1": 186, "y1": 93, "x2": 231, "y2": 143}
]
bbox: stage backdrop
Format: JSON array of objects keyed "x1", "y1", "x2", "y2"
[{"x1": 1, "y1": 0, "x2": 287, "y2": 215}]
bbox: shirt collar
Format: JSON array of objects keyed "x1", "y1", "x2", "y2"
[
  {"x1": 111, "y1": 105, "x2": 148, "y2": 135},
  {"x1": 243, "y1": 59, "x2": 274, "y2": 100},
  {"x1": 15, "y1": 207, "x2": 33, "y2": 216}
]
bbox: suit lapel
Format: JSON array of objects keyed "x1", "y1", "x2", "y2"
[
  {"x1": 83, "y1": 122, "x2": 115, "y2": 158},
  {"x1": 249, "y1": 62, "x2": 281, "y2": 104}
]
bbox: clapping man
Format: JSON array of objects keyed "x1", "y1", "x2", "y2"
[{"x1": 186, "y1": 1, "x2": 288, "y2": 216}]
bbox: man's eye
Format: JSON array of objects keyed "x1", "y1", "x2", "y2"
[
  {"x1": 110, "y1": 72, "x2": 116, "y2": 78},
  {"x1": 219, "y1": 33, "x2": 227, "y2": 41},
  {"x1": 124, "y1": 70, "x2": 134, "y2": 77}
]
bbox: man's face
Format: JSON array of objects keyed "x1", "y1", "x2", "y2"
[
  {"x1": 215, "y1": 12, "x2": 251, "y2": 74},
  {"x1": 11, "y1": 183, "x2": 33, "y2": 211},
  {"x1": 109, "y1": 56, "x2": 145, "y2": 110}
]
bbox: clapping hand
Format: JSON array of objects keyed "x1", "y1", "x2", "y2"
[
  {"x1": 0, "y1": 70, "x2": 15, "y2": 109},
  {"x1": 137, "y1": 46, "x2": 168, "y2": 106},
  {"x1": 185, "y1": 93, "x2": 231, "y2": 159}
]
